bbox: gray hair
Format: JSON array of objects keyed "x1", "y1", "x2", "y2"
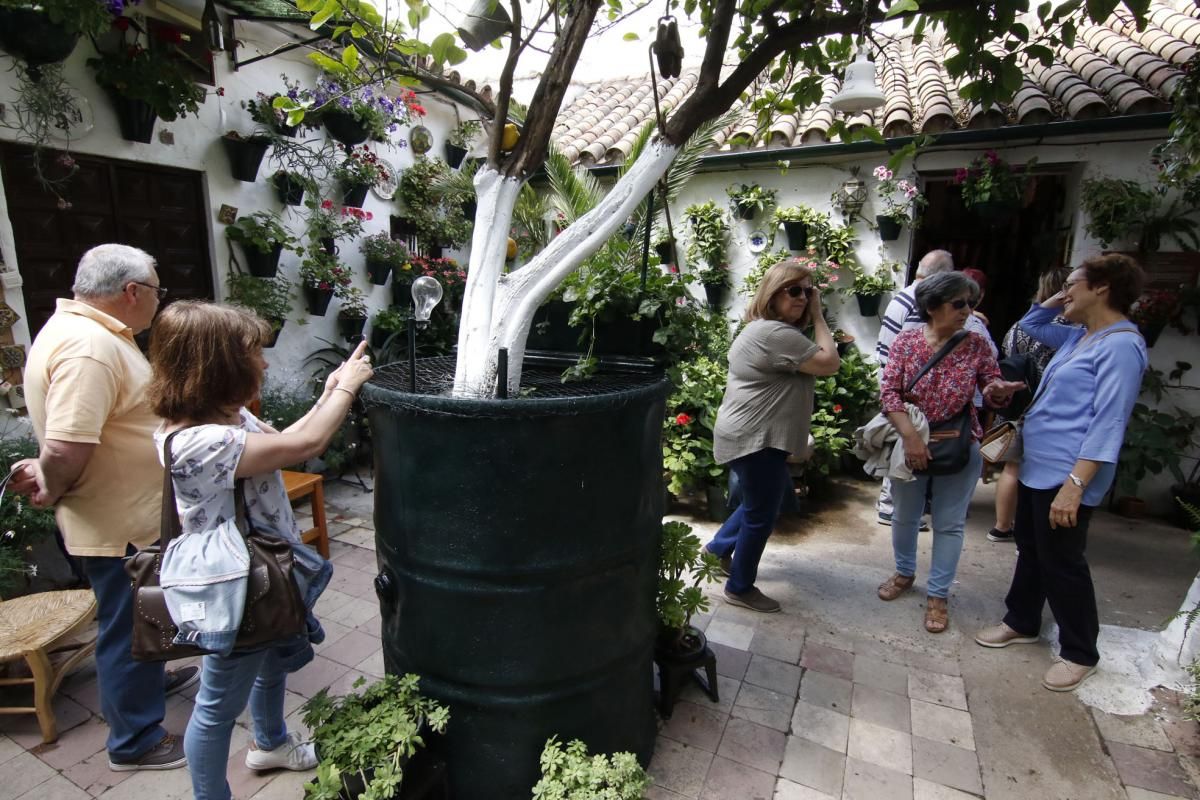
[
  {"x1": 915, "y1": 249, "x2": 954, "y2": 279},
  {"x1": 72, "y1": 244, "x2": 156, "y2": 298},
  {"x1": 914, "y1": 271, "x2": 978, "y2": 322}
]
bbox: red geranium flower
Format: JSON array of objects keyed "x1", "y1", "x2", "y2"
[
  {"x1": 675, "y1": 413, "x2": 692, "y2": 425},
  {"x1": 832, "y1": 404, "x2": 843, "y2": 414}
]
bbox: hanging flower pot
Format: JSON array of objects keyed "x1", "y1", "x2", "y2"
[
  {"x1": 243, "y1": 243, "x2": 284, "y2": 278},
  {"x1": 856, "y1": 293, "x2": 882, "y2": 317},
  {"x1": 733, "y1": 201, "x2": 756, "y2": 221},
  {"x1": 320, "y1": 238, "x2": 337, "y2": 256},
  {"x1": 303, "y1": 285, "x2": 334, "y2": 316},
  {"x1": 1138, "y1": 319, "x2": 1167, "y2": 347},
  {"x1": 323, "y1": 110, "x2": 369, "y2": 146},
  {"x1": 109, "y1": 93, "x2": 157, "y2": 144},
  {"x1": 338, "y1": 315, "x2": 367, "y2": 342},
  {"x1": 445, "y1": 143, "x2": 468, "y2": 169},
  {"x1": 654, "y1": 239, "x2": 676, "y2": 264},
  {"x1": 366, "y1": 259, "x2": 392, "y2": 286},
  {"x1": 781, "y1": 221, "x2": 808, "y2": 250},
  {"x1": 272, "y1": 172, "x2": 306, "y2": 206},
  {"x1": 875, "y1": 215, "x2": 902, "y2": 241},
  {"x1": 342, "y1": 182, "x2": 370, "y2": 208},
  {"x1": 222, "y1": 134, "x2": 272, "y2": 182},
  {"x1": 264, "y1": 319, "x2": 285, "y2": 348},
  {"x1": 0, "y1": 9, "x2": 80, "y2": 75},
  {"x1": 703, "y1": 282, "x2": 727, "y2": 310},
  {"x1": 461, "y1": 199, "x2": 477, "y2": 222},
  {"x1": 970, "y1": 200, "x2": 1018, "y2": 227}
]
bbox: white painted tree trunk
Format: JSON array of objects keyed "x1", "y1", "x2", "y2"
[{"x1": 452, "y1": 139, "x2": 681, "y2": 398}]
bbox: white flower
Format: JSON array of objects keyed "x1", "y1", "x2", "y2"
[
  {"x1": 3, "y1": 530, "x2": 14, "y2": 540},
  {"x1": 27, "y1": 565, "x2": 37, "y2": 577}
]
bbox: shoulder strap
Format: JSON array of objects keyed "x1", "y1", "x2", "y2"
[
  {"x1": 905, "y1": 329, "x2": 969, "y2": 395},
  {"x1": 160, "y1": 430, "x2": 186, "y2": 547},
  {"x1": 1019, "y1": 327, "x2": 1140, "y2": 421}
]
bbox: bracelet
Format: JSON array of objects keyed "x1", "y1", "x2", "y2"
[
  {"x1": 1068, "y1": 472, "x2": 1086, "y2": 489},
  {"x1": 333, "y1": 386, "x2": 356, "y2": 400}
]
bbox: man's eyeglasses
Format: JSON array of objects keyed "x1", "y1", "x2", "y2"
[
  {"x1": 132, "y1": 281, "x2": 168, "y2": 300},
  {"x1": 949, "y1": 298, "x2": 979, "y2": 310},
  {"x1": 783, "y1": 285, "x2": 814, "y2": 299}
]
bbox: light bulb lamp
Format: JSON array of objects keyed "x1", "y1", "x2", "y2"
[
  {"x1": 829, "y1": 48, "x2": 885, "y2": 114},
  {"x1": 202, "y1": 0, "x2": 224, "y2": 52},
  {"x1": 408, "y1": 276, "x2": 443, "y2": 393}
]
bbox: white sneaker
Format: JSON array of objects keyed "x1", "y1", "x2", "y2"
[{"x1": 245, "y1": 732, "x2": 318, "y2": 772}]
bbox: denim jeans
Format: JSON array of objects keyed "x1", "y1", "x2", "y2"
[
  {"x1": 77, "y1": 550, "x2": 167, "y2": 761},
  {"x1": 186, "y1": 650, "x2": 289, "y2": 800},
  {"x1": 706, "y1": 448, "x2": 791, "y2": 595},
  {"x1": 890, "y1": 443, "x2": 982, "y2": 598}
]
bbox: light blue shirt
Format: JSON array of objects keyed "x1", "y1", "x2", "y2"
[{"x1": 1017, "y1": 304, "x2": 1147, "y2": 506}]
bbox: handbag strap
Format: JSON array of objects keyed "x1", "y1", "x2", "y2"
[
  {"x1": 905, "y1": 329, "x2": 969, "y2": 396},
  {"x1": 161, "y1": 428, "x2": 253, "y2": 547},
  {"x1": 1017, "y1": 327, "x2": 1140, "y2": 423}
]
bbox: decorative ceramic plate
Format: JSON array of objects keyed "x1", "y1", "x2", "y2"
[
  {"x1": 0, "y1": 303, "x2": 19, "y2": 330},
  {"x1": 748, "y1": 230, "x2": 769, "y2": 253},
  {"x1": 409, "y1": 125, "x2": 433, "y2": 155},
  {"x1": 46, "y1": 88, "x2": 94, "y2": 142},
  {"x1": 373, "y1": 157, "x2": 399, "y2": 200},
  {"x1": 0, "y1": 344, "x2": 26, "y2": 370}
]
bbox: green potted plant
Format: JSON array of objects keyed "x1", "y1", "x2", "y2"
[
  {"x1": 846, "y1": 261, "x2": 898, "y2": 317},
  {"x1": 225, "y1": 212, "x2": 300, "y2": 278},
  {"x1": 244, "y1": 87, "x2": 300, "y2": 138},
  {"x1": 0, "y1": 436, "x2": 60, "y2": 598},
  {"x1": 226, "y1": 272, "x2": 294, "y2": 347},
  {"x1": 530, "y1": 736, "x2": 649, "y2": 800},
  {"x1": 86, "y1": 19, "x2": 206, "y2": 143},
  {"x1": 336, "y1": 286, "x2": 368, "y2": 342},
  {"x1": 397, "y1": 156, "x2": 472, "y2": 252},
  {"x1": 1079, "y1": 177, "x2": 1157, "y2": 248},
  {"x1": 872, "y1": 165, "x2": 927, "y2": 240},
  {"x1": 0, "y1": 0, "x2": 119, "y2": 74},
  {"x1": 310, "y1": 77, "x2": 425, "y2": 145},
  {"x1": 360, "y1": 232, "x2": 407, "y2": 286},
  {"x1": 726, "y1": 183, "x2": 777, "y2": 220},
  {"x1": 298, "y1": 247, "x2": 352, "y2": 315},
  {"x1": 663, "y1": 354, "x2": 728, "y2": 518},
  {"x1": 771, "y1": 204, "x2": 823, "y2": 250},
  {"x1": 684, "y1": 201, "x2": 730, "y2": 307},
  {"x1": 301, "y1": 673, "x2": 449, "y2": 800},
  {"x1": 952, "y1": 150, "x2": 1036, "y2": 221},
  {"x1": 444, "y1": 119, "x2": 482, "y2": 168},
  {"x1": 332, "y1": 146, "x2": 390, "y2": 207},
  {"x1": 1129, "y1": 289, "x2": 1182, "y2": 347},
  {"x1": 1116, "y1": 400, "x2": 1199, "y2": 517},
  {"x1": 370, "y1": 305, "x2": 407, "y2": 350},
  {"x1": 306, "y1": 199, "x2": 372, "y2": 255},
  {"x1": 272, "y1": 170, "x2": 313, "y2": 206}
]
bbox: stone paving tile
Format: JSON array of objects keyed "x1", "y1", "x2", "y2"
[
  {"x1": 791, "y1": 701, "x2": 850, "y2": 754},
  {"x1": 705, "y1": 619, "x2": 755, "y2": 651},
  {"x1": 749, "y1": 628, "x2": 804, "y2": 665},
  {"x1": 912, "y1": 777, "x2": 981, "y2": 799},
  {"x1": 700, "y1": 754, "x2": 776, "y2": 800},
  {"x1": 910, "y1": 699, "x2": 975, "y2": 751},
  {"x1": 320, "y1": 596, "x2": 380, "y2": 629},
  {"x1": 333, "y1": 527, "x2": 374, "y2": 549},
  {"x1": 717, "y1": 717, "x2": 786, "y2": 775},
  {"x1": 226, "y1": 744, "x2": 286, "y2": 800},
  {"x1": 12, "y1": 772, "x2": 88, "y2": 800},
  {"x1": 326, "y1": 669, "x2": 370, "y2": 699},
  {"x1": 1107, "y1": 742, "x2": 1199, "y2": 799},
  {"x1": 1091, "y1": 708, "x2": 1174, "y2": 752},
  {"x1": 312, "y1": 587, "x2": 354, "y2": 618},
  {"x1": 772, "y1": 778, "x2": 837, "y2": 799},
  {"x1": 355, "y1": 613, "x2": 383, "y2": 634},
  {"x1": 648, "y1": 736, "x2": 715, "y2": 798},
  {"x1": 732, "y1": 683, "x2": 794, "y2": 733},
  {"x1": 847, "y1": 717, "x2": 912, "y2": 775},
  {"x1": 1164, "y1": 717, "x2": 1200, "y2": 759},
  {"x1": 852, "y1": 656, "x2": 909, "y2": 695},
  {"x1": 60, "y1": 748, "x2": 134, "y2": 796},
  {"x1": 779, "y1": 738, "x2": 845, "y2": 797},
  {"x1": 712, "y1": 600, "x2": 769, "y2": 629},
  {"x1": 0, "y1": 752, "x2": 58, "y2": 800},
  {"x1": 843, "y1": 756, "x2": 914, "y2": 800},
  {"x1": 799, "y1": 643, "x2": 854, "y2": 681},
  {"x1": 645, "y1": 786, "x2": 690, "y2": 800},
  {"x1": 311, "y1": 619, "x2": 352, "y2": 655},
  {"x1": 356, "y1": 651, "x2": 385, "y2": 678},
  {"x1": 95, "y1": 760, "x2": 194, "y2": 800},
  {"x1": 331, "y1": 545, "x2": 376, "y2": 570},
  {"x1": 0, "y1": 694, "x2": 91, "y2": 749},
  {"x1": 709, "y1": 642, "x2": 751, "y2": 681},
  {"x1": 1124, "y1": 789, "x2": 1193, "y2": 800},
  {"x1": 851, "y1": 684, "x2": 911, "y2": 734},
  {"x1": 322, "y1": 629, "x2": 382, "y2": 669},
  {"x1": 798, "y1": 671, "x2": 852, "y2": 714},
  {"x1": 744, "y1": 655, "x2": 802, "y2": 698},
  {"x1": 907, "y1": 671, "x2": 968, "y2": 712},
  {"x1": 285, "y1": 654, "x2": 352, "y2": 699},
  {"x1": 0, "y1": 735, "x2": 22, "y2": 766},
  {"x1": 30, "y1": 717, "x2": 107, "y2": 771},
  {"x1": 681, "y1": 674, "x2": 739, "y2": 716},
  {"x1": 854, "y1": 637, "x2": 961, "y2": 677},
  {"x1": 911, "y1": 737, "x2": 982, "y2": 796},
  {"x1": 661, "y1": 700, "x2": 729, "y2": 753},
  {"x1": 246, "y1": 770, "x2": 312, "y2": 800},
  {"x1": 59, "y1": 671, "x2": 103, "y2": 716}
]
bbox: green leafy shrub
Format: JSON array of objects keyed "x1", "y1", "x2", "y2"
[
  {"x1": 531, "y1": 736, "x2": 649, "y2": 800},
  {"x1": 226, "y1": 273, "x2": 293, "y2": 326},
  {"x1": 397, "y1": 156, "x2": 472, "y2": 251},
  {"x1": 662, "y1": 355, "x2": 727, "y2": 495},
  {"x1": 814, "y1": 348, "x2": 880, "y2": 434},
  {"x1": 0, "y1": 436, "x2": 58, "y2": 598},
  {"x1": 684, "y1": 200, "x2": 730, "y2": 285}
]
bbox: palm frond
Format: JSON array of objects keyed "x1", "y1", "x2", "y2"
[
  {"x1": 617, "y1": 119, "x2": 657, "y2": 180},
  {"x1": 513, "y1": 183, "x2": 551, "y2": 254},
  {"x1": 663, "y1": 109, "x2": 740, "y2": 204},
  {"x1": 430, "y1": 158, "x2": 477, "y2": 202},
  {"x1": 546, "y1": 143, "x2": 605, "y2": 224}
]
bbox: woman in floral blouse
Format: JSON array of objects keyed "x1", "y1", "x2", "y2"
[{"x1": 876, "y1": 272, "x2": 1024, "y2": 633}]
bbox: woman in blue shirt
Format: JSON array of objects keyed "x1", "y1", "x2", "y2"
[{"x1": 975, "y1": 254, "x2": 1147, "y2": 692}]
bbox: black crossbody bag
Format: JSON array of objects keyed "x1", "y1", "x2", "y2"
[{"x1": 902, "y1": 330, "x2": 973, "y2": 476}]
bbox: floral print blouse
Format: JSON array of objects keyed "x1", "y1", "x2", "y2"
[{"x1": 880, "y1": 328, "x2": 1003, "y2": 440}]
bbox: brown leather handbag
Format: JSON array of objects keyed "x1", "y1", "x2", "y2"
[{"x1": 126, "y1": 430, "x2": 308, "y2": 662}]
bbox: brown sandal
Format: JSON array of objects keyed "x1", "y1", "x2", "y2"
[
  {"x1": 877, "y1": 573, "x2": 915, "y2": 601},
  {"x1": 924, "y1": 596, "x2": 949, "y2": 633}
]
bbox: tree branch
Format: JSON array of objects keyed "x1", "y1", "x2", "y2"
[
  {"x1": 488, "y1": 0, "x2": 524, "y2": 165},
  {"x1": 697, "y1": 0, "x2": 738, "y2": 90}
]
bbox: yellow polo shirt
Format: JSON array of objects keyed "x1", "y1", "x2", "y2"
[{"x1": 24, "y1": 299, "x2": 162, "y2": 556}]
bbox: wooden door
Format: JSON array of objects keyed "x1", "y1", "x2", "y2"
[{"x1": 0, "y1": 143, "x2": 214, "y2": 338}]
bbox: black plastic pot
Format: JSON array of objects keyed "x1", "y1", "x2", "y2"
[
  {"x1": 320, "y1": 238, "x2": 337, "y2": 256},
  {"x1": 342, "y1": 183, "x2": 370, "y2": 208},
  {"x1": 1139, "y1": 319, "x2": 1167, "y2": 348},
  {"x1": 445, "y1": 143, "x2": 468, "y2": 168},
  {"x1": 264, "y1": 320, "x2": 285, "y2": 348},
  {"x1": 273, "y1": 173, "x2": 306, "y2": 206},
  {"x1": 876, "y1": 215, "x2": 902, "y2": 241},
  {"x1": 364, "y1": 365, "x2": 668, "y2": 799},
  {"x1": 0, "y1": 9, "x2": 80, "y2": 74},
  {"x1": 971, "y1": 199, "x2": 1018, "y2": 227},
  {"x1": 1172, "y1": 483, "x2": 1200, "y2": 529},
  {"x1": 653, "y1": 625, "x2": 718, "y2": 719},
  {"x1": 654, "y1": 240, "x2": 676, "y2": 264},
  {"x1": 856, "y1": 293, "x2": 882, "y2": 317},
  {"x1": 303, "y1": 285, "x2": 334, "y2": 316},
  {"x1": 366, "y1": 259, "x2": 391, "y2": 286},
  {"x1": 703, "y1": 282, "x2": 728, "y2": 310},
  {"x1": 461, "y1": 200, "x2": 477, "y2": 222},
  {"x1": 782, "y1": 221, "x2": 808, "y2": 250},
  {"x1": 323, "y1": 110, "x2": 369, "y2": 146},
  {"x1": 392, "y1": 276, "x2": 415, "y2": 306},
  {"x1": 242, "y1": 243, "x2": 283, "y2": 278},
  {"x1": 338, "y1": 315, "x2": 367, "y2": 342},
  {"x1": 110, "y1": 94, "x2": 157, "y2": 144},
  {"x1": 705, "y1": 484, "x2": 730, "y2": 522},
  {"x1": 222, "y1": 135, "x2": 271, "y2": 182},
  {"x1": 734, "y1": 201, "x2": 756, "y2": 220}
]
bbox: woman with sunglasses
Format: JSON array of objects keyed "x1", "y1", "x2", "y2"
[
  {"x1": 704, "y1": 259, "x2": 841, "y2": 613},
  {"x1": 976, "y1": 254, "x2": 1146, "y2": 692},
  {"x1": 876, "y1": 272, "x2": 1024, "y2": 633}
]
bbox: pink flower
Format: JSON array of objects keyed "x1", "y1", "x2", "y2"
[
  {"x1": 953, "y1": 168, "x2": 968, "y2": 185},
  {"x1": 873, "y1": 165, "x2": 892, "y2": 180},
  {"x1": 321, "y1": 199, "x2": 334, "y2": 210},
  {"x1": 985, "y1": 150, "x2": 1000, "y2": 165}
]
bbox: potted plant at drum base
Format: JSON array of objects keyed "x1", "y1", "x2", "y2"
[
  {"x1": 530, "y1": 736, "x2": 649, "y2": 799},
  {"x1": 846, "y1": 261, "x2": 898, "y2": 317},
  {"x1": 226, "y1": 272, "x2": 294, "y2": 347},
  {"x1": 726, "y1": 183, "x2": 777, "y2": 221},
  {"x1": 444, "y1": 119, "x2": 482, "y2": 168},
  {"x1": 226, "y1": 212, "x2": 301, "y2": 278},
  {"x1": 654, "y1": 520, "x2": 723, "y2": 719},
  {"x1": 1129, "y1": 289, "x2": 1182, "y2": 347},
  {"x1": 872, "y1": 165, "x2": 926, "y2": 241},
  {"x1": 360, "y1": 232, "x2": 408, "y2": 286},
  {"x1": 301, "y1": 673, "x2": 449, "y2": 800}
]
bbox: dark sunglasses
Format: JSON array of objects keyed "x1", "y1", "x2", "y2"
[
  {"x1": 131, "y1": 281, "x2": 168, "y2": 300},
  {"x1": 949, "y1": 298, "x2": 978, "y2": 310},
  {"x1": 783, "y1": 285, "x2": 814, "y2": 299}
]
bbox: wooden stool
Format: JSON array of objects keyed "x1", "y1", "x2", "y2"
[
  {"x1": 0, "y1": 589, "x2": 97, "y2": 743},
  {"x1": 283, "y1": 471, "x2": 331, "y2": 558}
]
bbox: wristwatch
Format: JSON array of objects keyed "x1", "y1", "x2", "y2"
[{"x1": 1068, "y1": 473, "x2": 1086, "y2": 489}]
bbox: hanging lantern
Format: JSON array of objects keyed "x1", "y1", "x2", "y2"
[
  {"x1": 830, "y1": 48, "x2": 885, "y2": 114},
  {"x1": 833, "y1": 167, "x2": 868, "y2": 219},
  {"x1": 202, "y1": 0, "x2": 224, "y2": 52}
]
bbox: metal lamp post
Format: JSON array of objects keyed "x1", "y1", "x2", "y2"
[{"x1": 407, "y1": 276, "x2": 443, "y2": 393}]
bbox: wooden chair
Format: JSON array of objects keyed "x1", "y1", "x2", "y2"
[
  {"x1": 0, "y1": 589, "x2": 97, "y2": 743},
  {"x1": 283, "y1": 471, "x2": 331, "y2": 559}
]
